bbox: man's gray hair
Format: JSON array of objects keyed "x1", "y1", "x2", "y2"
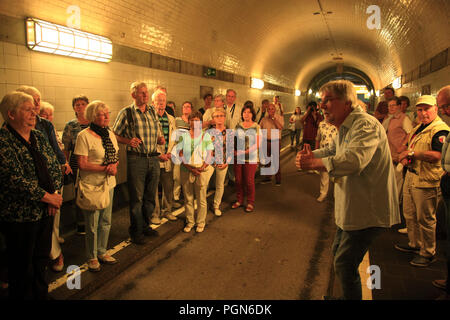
[
  {"x1": 319, "y1": 80, "x2": 357, "y2": 108},
  {"x1": 152, "y1": 89, "x2": 167, "y2": 102},
  {"x1": 130, "y1": 81, "x2": 147, "y2": 95},
  {"x1": 16, "y1": 85, "x2": 41, "y2": 99},
  {"x1": 40, "y1": 101, "x2": 55, "y2": 113},
  {"x1": 0, "y1": 91, "x2": 34, "y2": 122}
]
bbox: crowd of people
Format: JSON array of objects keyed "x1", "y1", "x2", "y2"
[
  {"x1": 0, "y1": 78, "x2": 449, "y2": 301},
  {"x1": 297, "y1": 81, "x2": 450, "y2": 300}
]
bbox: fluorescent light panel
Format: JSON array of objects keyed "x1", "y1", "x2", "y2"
[
  {"x1": 250, "y1": 78, "x2": 264, "y2": 89},
  {"x1": 26, "y1": 18, "x2": 112, "y2": 62}
]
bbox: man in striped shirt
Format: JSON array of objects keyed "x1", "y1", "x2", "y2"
[{"x1": 113, "y1": 82, "x2": 165, "y2": 245}]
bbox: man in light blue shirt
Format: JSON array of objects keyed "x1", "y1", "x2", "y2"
[{"x1": 296, "y1": 80, "x2": 400, "y2": 300}]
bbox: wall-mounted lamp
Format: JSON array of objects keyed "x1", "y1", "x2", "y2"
[
  {"x1": 392, "y1": 76, "x2": 402, "y2": 89},
  {"x1": 295, "y1": 90, "x2": 301, "y2": 96},
  {"x1": 250, "y1": 78, "x2": 264, "y2": 89},
  {"x1": 26, "y1": 18, "x2": 113, "y2": 62},
  {"x1": 308, "y1": 89, "x2": 313, "y2": 95}
]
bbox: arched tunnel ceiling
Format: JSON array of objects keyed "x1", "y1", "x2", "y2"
[{"x1": 11, "y1": 0, "x2": 448, "y2": 91}]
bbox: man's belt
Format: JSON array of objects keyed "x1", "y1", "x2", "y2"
[{"x1": 127, "y1": 151, "x2": 160, "y2": 157}]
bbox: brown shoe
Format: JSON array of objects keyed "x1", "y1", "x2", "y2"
[
  {"x1": 98, "y1": 254, "x2": 118, "y2": 265},
  {"x1": 432, "y1": 279, "x2": 447, "y2": 290}
]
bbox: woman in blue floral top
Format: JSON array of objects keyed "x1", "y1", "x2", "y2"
[{"x1": 0, "y1": 91, "x2": 63, "y2": 300}]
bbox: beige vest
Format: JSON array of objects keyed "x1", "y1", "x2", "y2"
[{"x1": 408, "y1": 116, "x2": 449, "y2": 187}]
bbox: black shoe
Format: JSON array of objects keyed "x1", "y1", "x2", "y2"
[
  {"x1": 410, "y1": 254, "x2": 436, "y2": 267},
  {"x1": 260, "y1": 178, "x2": 272, "y2": 184},
  {"x1": 143, "y1": 228, "x2": 159, "y2": 237},
  {"x1": 394, "y1": 243, "x2": 420, "y2": 253},
  {"x1": 131, "y1": 236, "x2": 148, "y2": 245}
]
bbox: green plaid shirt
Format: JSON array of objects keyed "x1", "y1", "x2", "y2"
[{"x1": 113, "y1": 104, "x2": 162, "y2": 154}]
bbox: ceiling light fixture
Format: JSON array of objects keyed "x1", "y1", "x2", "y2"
[
  {"x1": 26, "y1": 17, "x2": 113, "y2": 62},
  {"x1": 250, "y1": 78, "x2": 264, "y2": 90}
]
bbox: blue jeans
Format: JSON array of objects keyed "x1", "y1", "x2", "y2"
[
  {"x1": 127, "y1": 155, "x2": 160, "y2": 239},
  {"x1": 332, "y1": 226, "x2": 385, "y2": 300},
  {"x1": 82, "y1": 188, "x2": 114, "y2": 260}
]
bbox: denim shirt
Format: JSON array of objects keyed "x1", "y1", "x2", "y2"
[
  {"x1": 35, "y1": 116, "x2": 66, "y2": 165},
  {"x1": 313, "y1": 106, "x2": 401, "y2": 231}
]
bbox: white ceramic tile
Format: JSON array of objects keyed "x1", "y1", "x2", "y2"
[
  {"x1": 4, "y1": 54, "x2": 20, "y2": 70},
  {"x1": 3, "y1": 42, "x2": 17, "y2": 56},
  {"x1": 18, "y1": 71, "x2": 32, "y2": 85},
  {"x1": 5, "y1": 69, "x2": 20, "y2": 85}
]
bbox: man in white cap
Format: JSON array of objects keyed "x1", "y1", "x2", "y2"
[{"x1": 395, "y1": 95, "x2": 450, "y2": 267}]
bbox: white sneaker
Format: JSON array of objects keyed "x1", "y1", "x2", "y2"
[
  {"x1": 214, "y1": 208, "x2": 222, "y2": 216},
  {"x1": 183, "y1": 225, "x2": 193, "y2": 233},
  {"x1": 196, "y1": 225, "x2": 205, "y2": 233},
  {"x1": 150, "y1": 216, "x2": 161, "y2": 225},
  {"x1": 317, "y1": 194, "x2": 326, "y2": 202},
  {"x1": 398, "y1": 228, "x2": 408, "y2": 234}
]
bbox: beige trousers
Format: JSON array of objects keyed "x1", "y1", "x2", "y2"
[
  {"x1": 213, "y1": 166, "x2": 229, "y2": 209},
  {"x1": 173, "y1": 164, "x2": 181, "y2": 201},
  {"x1": 403, "y1": 171, "x2": 440, "y2": 258},
  {"x1": 319, "y1": 171, "x2": 330, "y2": 197},
  {"x1": 154, "y1": 168, "x2": 174, "y2": 218},
  {"x1": 181, "y1": 166, "x2": 214, "y2": 227},
  {"x1": 50, "y1": 187, "x2": 63, "y2": 260}
]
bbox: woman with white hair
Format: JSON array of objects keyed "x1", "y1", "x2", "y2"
[
  {"x1": 39, "y1": 101, "x2": 66, "y2": 272},
  {"x1": 0, "y1": 91, "x2": 63, "y2": 299},
  {"x1": 74, "y1": 101, "x2": 119, "y2": 272}
]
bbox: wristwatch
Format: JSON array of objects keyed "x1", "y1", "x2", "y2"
[{"x1": 407, "y1": 151, "x2": 415, "y2": 160}]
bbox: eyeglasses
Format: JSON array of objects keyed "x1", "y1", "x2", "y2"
[{"x1": 213, "y1": 114, "x2": 225, "y2": 118}]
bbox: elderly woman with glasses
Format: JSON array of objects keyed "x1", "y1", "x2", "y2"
[
  {"x1": 0, "y1": 91, "x2": 63, "y2": 299},
  {"x1": 74, "y1": 101, "x2": 119, "y2": 272},
  {"x1": 175, "y1": 111, "x2": 214, "y2": 233}
]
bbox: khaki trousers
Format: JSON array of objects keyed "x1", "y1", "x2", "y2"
[
  {"x1": 154, "y1": 168, "x2": 174, "y2": 218},
  {"x1": 50, "y1": 186, "x2": 63, "y2": 260},
  {"x1": 403, "y1": 171, "x2": 440, "y2": 258},
  {"x1": 173, "y1": 164, "x2": 181, "y2": 201},
  {"x1": 319, "y1": 171, "x2": 330, "y2": 197},
  {"x1": 181, "y1": 166, "x2": 214, "y2": 227},
  {"x1": 213, "y1": 166, "x2": 229, "y2": 209}
]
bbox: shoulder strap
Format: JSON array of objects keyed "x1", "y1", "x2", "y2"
[{"x1": 126, "y1": 105, "x2": 136, "y2": 138}]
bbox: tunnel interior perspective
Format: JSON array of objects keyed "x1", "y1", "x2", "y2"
[{"x1": 0, "y1": 0, "x2": 450, "y2": 304}]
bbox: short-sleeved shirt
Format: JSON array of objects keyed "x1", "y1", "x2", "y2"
[
  {"x1": 74, "y1": 128, "x2": 118, "y2": 189},
  {"x1": 411, "y1": 123, "x2": 449, "y2": 152},
  {"x1": 235, "y1": 122, "x2": 260, "y2": 163},
  {"x1": 112, "y1": 104, "x2": 162, "y2": 154},
  {"x1": 175, "y1": 131, "x2": 214, "y2": 172},
  {"x1": 316, "y1": 120, "x2": 338, "y2": 149},
  {"x1": 62, "y1": 119, "x2": 89, "y2": 170},
  {"x1": 209, "y1": 128, "x2": 235, "y2": 165}
]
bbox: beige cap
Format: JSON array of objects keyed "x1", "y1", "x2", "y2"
[{"x1": 415, "y1": 95, "x2": 436, "y2": 107}]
